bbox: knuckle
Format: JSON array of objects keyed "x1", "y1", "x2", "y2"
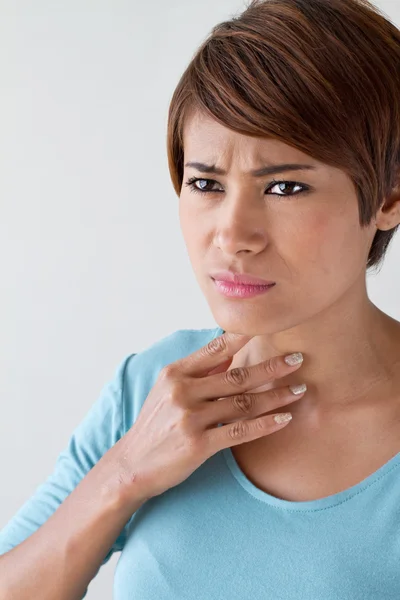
[
  {"x1": 255, "y1": 417, "x2": 269, "y2": 432},
  {"x1": 227, "y1": 420, "x2": 248, "y2": 440},
  {"x1": 224, "y1": 366, "x2": 249, "y2": 387},
  {"x1": 202, "y1": 335, "x2": 228, "y2": 356},
  {"x1": 180, "y1": 421, "x2": 203, "y2": 453},
  {"x1": 268, "y1": 387, "x2": 284, "y2": 404},
  {"x1": 178, "y1": 409, "x2": 197, "y2": 437},
  {"x1": 263, "y1": 356, "x2": 280, "y2": 378},
  {"x1": 179, "y1": 403, "x2": 204, "y2": 432},
  {"x1": 159, "y1": 363, "x2": 177, "y2": 380},
  {"x1": 231, "y1": 393, "x2": 254, "y2": 415},
  {"x1": 168, "y1": 380, "x2": 187, "y2": 405}
]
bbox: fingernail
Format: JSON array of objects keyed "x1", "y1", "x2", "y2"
[
  {"x1": 289, "y1": 383, "x2": 307, "y2": 395},
  {"x1": 284, "y1": 352, "x2": 303, "y2": 366},
  {"x1": 274, "y1": 413, "x2": 292, "y2": 424}
]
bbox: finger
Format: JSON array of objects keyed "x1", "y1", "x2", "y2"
[
  {"x1": 175, "y1": 331, "x2": 253, "y2": 377},
  {"x1": 203, "y1": 384, "x2": 306, "y2": 427},
  {"x1": 205, "y1": 410, "x2": 294, "y2": 453},
  {"x1": 196, "y1": 352, "x2": 303, "y2": 401},
  {"x1": 206, "y1": 356, "x2": 234, "y2": 377}
]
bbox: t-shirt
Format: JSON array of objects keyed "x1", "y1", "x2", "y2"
[{"x1": 1, "y1": 326, "x2": 400, "y2": 599}]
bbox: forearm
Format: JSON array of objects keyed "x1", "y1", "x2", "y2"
[{"x1": 0, "y1": 447, "x2": 147, "y2": 600}]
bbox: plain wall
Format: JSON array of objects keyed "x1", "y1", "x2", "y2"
[{"x1": 1, "y1": 0, "x2": 400, "y2": 597}]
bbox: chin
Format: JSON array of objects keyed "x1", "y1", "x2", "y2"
[{"x1": 211, "y1": 308, "x2": 307, "y2": 337}]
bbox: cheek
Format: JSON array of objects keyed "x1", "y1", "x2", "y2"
[
  {"x1": 277, "y1": 211, "x2": 333, "y2": 262},
  {"x1": 291, "y1": 209, "x2": 364, "y2": 279},
  {"x1": 305, "y1": 212, "x2": 337, "y2": 256},
  {"x1": 179, "y1": 200, "x2": 207, "y2": 256},
  {"x1": 179, "y1": 199, "x2": 192, "y2": 242}
]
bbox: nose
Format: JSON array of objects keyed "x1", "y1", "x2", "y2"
[{"x1": 214, "y1": 197, "x2": 268, "y2": 256}]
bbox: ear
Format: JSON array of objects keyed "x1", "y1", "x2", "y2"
[{"x1": 375, "y1": 174, "x2": 400, "y2": 231}]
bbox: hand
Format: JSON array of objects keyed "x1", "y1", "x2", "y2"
[{"x1": 115, "y1": 331, "x2": 306, "y2": 502}]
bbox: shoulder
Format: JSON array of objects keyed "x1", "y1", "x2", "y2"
[{"x1": 122, "y1": 326, "x2": 222, "y2": 428}]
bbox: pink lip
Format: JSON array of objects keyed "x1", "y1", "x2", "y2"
[
  {"x1": 211, "y1": 278, "x2": 276, "y2": 298},
  {"x1": 210, "y1": 270, "x2": 275, "y2": 286}
]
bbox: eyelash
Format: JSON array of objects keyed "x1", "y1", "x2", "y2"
[{"x1": 184, "y1": 176, "x2": 310, "y2": 198}]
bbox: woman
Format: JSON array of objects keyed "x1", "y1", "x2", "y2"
[{"x1": 1, "y1": 0, "x2": 400, "y2": 598}]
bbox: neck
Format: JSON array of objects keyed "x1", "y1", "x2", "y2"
[{"x1": 228, "y1": 281, "x2": 400, "y2": 418}]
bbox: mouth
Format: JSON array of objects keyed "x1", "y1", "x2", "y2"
[
  {"x1": 209, "y1": 270, "x2": 275, "y2": 286},
  {"x1": 211, "y1": 277, "x2": 276, "y2": 299}
]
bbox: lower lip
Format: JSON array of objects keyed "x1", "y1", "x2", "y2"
[{"x1": 212, "y1": 279, "x2": 276, "y2": 298}]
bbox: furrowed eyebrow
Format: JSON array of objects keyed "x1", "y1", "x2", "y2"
[{"x1": 184, "y1": 161, "x2": 317, "y2": 177}]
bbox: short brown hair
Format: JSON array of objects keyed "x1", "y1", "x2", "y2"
[{"x1": 167, "y1": 0, "x2": 400, "y2": 273}]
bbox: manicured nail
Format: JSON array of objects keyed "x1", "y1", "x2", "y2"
[
  {"x1": 284, "y1": 352, "x2": 303, "y2": 366},
  {"x1": 289, "y1": 383, "x2": 307, "y2": 395},
  {"x1": 274, "y1": 413, "x2": 292, "y2": 424}
]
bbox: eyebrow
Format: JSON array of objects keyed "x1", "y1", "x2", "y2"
[{"x1": 184, "y1": 161, "x2": 317, "y2": 177}]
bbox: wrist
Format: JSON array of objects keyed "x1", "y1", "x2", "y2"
[{"x1": 97, "y1": 442, "x2": 151, "y2": 517}]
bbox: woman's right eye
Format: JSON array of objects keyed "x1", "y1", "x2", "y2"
[{"x1": 184, "y1": 177, "x2": 219, "y2": 195}]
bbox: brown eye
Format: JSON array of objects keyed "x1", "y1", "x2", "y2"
[
  {"x1": 184, "y1": 178, "x2": 220, "y2": 194},
  {"x1": 266, "y1": 180, "x2": 305, "y2": 196}
]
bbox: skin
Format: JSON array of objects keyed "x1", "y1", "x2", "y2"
[{"x1": 179, "y1": 109, "x2": 400, "y2": 437}]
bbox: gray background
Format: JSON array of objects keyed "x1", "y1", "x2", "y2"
[{"x1": 1, "y1": 0, "x2": 399, "y2": 597}]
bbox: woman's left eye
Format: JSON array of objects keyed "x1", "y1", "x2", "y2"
[{"x1": 183, "y1": 177, "x2": 309, "y2": 197}]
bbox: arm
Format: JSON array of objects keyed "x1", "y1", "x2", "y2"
[
  {"x1": 0, "y1": 352, "x2": 141, "y2": 600},
  {"x1": 0, "y1": 446, "x2": 147, "y2": 600}
]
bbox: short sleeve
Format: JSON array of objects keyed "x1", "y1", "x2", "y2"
[{"x1": 0, "y1": 352, "x2": 138, "y2": 597}]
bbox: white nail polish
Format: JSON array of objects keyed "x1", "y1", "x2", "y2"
[
  {"x1": 289, "y1": 383, "x2": 307, "y2": 395},
  {"x1": 284, "y1": 352, "x2": 303, "y2": 366},
  {"x1": 274, "y1": 413, "x2": 292, "y2": 424}
]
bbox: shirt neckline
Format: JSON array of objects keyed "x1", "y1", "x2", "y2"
[{"x1": 211, "y1": 325, "x2": 400, "y2": 512}]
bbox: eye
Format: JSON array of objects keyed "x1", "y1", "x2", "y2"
[
  {"x1": 184, "y1": 178, "x2": 220, "y2": 194},
  {"x1": 183, "y1": 177, "x2": 310, "y2": 197}
]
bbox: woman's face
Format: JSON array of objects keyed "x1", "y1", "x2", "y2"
[{"x1": 179, "y1": 110, "x2": 378, "y2": 335}]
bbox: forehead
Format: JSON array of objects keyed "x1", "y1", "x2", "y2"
[{"x1": 182, "y1": 109, "x2": 320, "y2": 169}]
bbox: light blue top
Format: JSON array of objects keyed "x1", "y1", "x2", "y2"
[{"x1": 2, "y1": 326, "x2": 400, "y2": 599}]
